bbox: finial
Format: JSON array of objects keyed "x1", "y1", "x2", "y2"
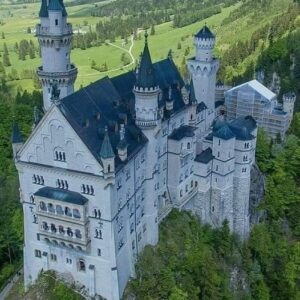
[{"x1": 120, "y1": 124, "x2": 125, "y2": 141}]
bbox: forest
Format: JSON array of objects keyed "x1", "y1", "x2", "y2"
[{"x1": 0, "y1": 0, "x2": 299, "y2": 298}]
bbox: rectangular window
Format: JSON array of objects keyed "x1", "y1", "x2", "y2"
[
  {"x1": 97, "y1": 249, "x2": 101, "y2": 256},
  {"x1": 50, "y1": 254, "x2": 57, "y2": 261},
  {"x1": 35, "y1": 250, "x2": 41, "y2": 258}
]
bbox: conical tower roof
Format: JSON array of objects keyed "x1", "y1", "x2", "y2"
[
  {"x1": 136, "y1": 32, "x2": 157, "y2": 89},
  {"x1": 195, "y1": 25, "x2": 215, "y2": 39},
  {"x1": 11, "y1": 121, "x2": 22, "y2": 144},
  {"x1": 189, "y1": 80, "x2": 197, "y2": 103},
  {"x1": 39, "y1": 0, "x2": 48, "y2": 18},
  {"x1": 99, "y1": 128, "x2": 115, "y2": 159}
]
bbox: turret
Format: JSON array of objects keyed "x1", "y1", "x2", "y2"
[
  {"x1": 283, "y1": 92, "x2": 296, "y2": 125},
  {"x1": 117, "y1": 124, "x2": 128, "y2": 162},
  {"x1": 11, "y1": 121, "x2": 23, "y2": 160},
  {"x1": 100, "y1": 127, "x2": 115, "y2": 177},
  {"x1": 36, "y1": 0, "x2": 77, "y2": 111},
  {"x1": 134, "y1": 32, "x2": 160, "y2": 128},
  {"x1": 187, "y1": 25, "x2": 219, "y2": 114},
  {"x1": 194, "y1": 25, "x2": 216, "y2": 62}
]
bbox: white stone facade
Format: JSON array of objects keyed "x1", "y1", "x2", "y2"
[{"x1": 13, "y1": 3, "x2": 260, "y2": 299}]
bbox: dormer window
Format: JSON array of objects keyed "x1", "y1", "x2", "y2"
[{"x1": 54, "y1": 150, "x2": 66, "y2": 162}]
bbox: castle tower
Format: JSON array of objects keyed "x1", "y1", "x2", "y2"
[
  {"x1": 36, "y1": 0, "x2": 77, "y2": 111},
  {"x1": 134, "y1": 32, "x2": 160, "y2": 128},
  {"x1": 283, "y1": 92, "x2": 296, "y2": 126},
  {"x1": 187, "y1": 25, "x2": 219, "y2": 113},
  {"x1": 211, "y1": 122, "x2": 235, "y2": 230}
]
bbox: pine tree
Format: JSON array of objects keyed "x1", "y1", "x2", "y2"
[
  {"x1": 150, "y1": 24, "x2": 155, "y2": 35},
  {"x1": 3, "y1": 43, "x2": 8, "y2": 55},
  {"x1": 3, "y1": 53, "x2": 11, "y2": 67}
]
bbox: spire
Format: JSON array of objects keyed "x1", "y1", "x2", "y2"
[
  {"x1": 117, "y1": 124, "x2": 128, "y2": 150},
  {"x1": 59, "y1": 0, "x2": 67, "y2": 17},
  {"x1": 39, "y1": 0, "x2": 48, "y2": 18},
  {"x1": 195, "y1": 25, "x2": 215, "y2": 39},
  {"x1": 33, "y1": 106, "x2": 41, "y2": 127},
  {"x1": 12, "y1": 121, "x2": 22, "y2": 144},
  {"x1": 135, "y1": 31, "x2": 157, "y2": 89},
  {"x1": 100, "y1": 127, "x2": 115, "y2": 159},
  {"x1": 189, "y1": 80, "x2": 197, "y2": 103}
]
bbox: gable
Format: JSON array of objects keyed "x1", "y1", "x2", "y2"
[{"x1": 19, "y1": 105, "x2": 103, "y2": 175}]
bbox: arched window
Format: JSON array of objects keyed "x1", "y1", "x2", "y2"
[
  {"x1": 108, "y1": 164, "x2": 111, "y2": 173},
  {"x1": 78, "y1": 259, "x2": 86, "y2": 272},
  {"x1": 187, "y1": 142, "x2": 191, "y2": 150},
  {"x1": 180, "y1": 190, "x2": 183, "y2": 197},
  {"x1": 191, "y1": 181, "x2": 194, "y2": 188},
  {"x1": 75, "y1": 229, "x2": 82, "y2": 239},
  {"x1": 65, "y1": 207, "x2": 72, "y2": 217},
  {"x1": 50, "y1": 224, "x2": 56, "y2": 233},
  {"x1": 61, "y1": 242, "x2": 66, "y2": 247},
  {"x1": 185, "y1": 185, "x2": 188, "y2": 192},
  {"x1": 56, "y1": 205, "x2": 63, "y2": 215},
  {"x1": 73, "y1": 209, "x2": 81, "y2": 219},
  {"x1": 59, "y1": 225, "x2": 64, "y2": 234},
  {"x1": 40, "y1": 201, "x2": 46, "y2": 211},
  {"x1": 48, "y1": 203, "x2": 55, "y2": 213},
  {"x1": 55, "y1": 19, "x2": 58, "y2": 26},
  {"x1": 67, "y1": 227, "x2": 73, "y2": 237},
  {"x1": 195, "y1": 181, "x2": 198, "y2": 187},
  {"x1": 42, "y1": 222, "x2": 48, "y2": 231}
]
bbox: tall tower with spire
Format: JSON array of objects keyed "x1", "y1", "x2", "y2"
[
  {"x1": 36, "y1": 0, "x2": 77, "y2": 111},
  {"x1": 187, "y1": 25, "x2": 219, "y2": 113},
  {"x1": 134, "y1": 32, "x2": 160, "y2": 128}
]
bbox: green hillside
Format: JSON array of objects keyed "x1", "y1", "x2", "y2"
[{"x1": 0, "y1": 0, "x2": 294, "y2": 92}]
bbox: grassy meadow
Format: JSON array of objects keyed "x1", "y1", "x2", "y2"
[{"x1": 0, "y1": 0, "x2": 293, "y2": 94}]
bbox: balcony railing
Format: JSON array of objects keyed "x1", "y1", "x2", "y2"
[{"x1": 36, "y1": 23, "x2": 73, "y2": 36}]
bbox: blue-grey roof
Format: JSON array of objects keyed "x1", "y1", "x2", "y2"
[
  {"x1": 213, "y1": 116, "x2": 257, "y2": 141},
  {"x1": 136, "y1": 34, "x2": 157, "y2": 89},
  {"x1": 39, "y1": 0, "x2": 48, "y2": 17},
  {"x1": 59, "y1": 0, "x2": 67, "y2": 17},
  {"x1": 48, "y1": 0, "x2": 63, "y2": 11},
  {"x1": 11, "y1": 121, "x2": 22, "y2": 143},
  {"x1": 58, "y1": 53, "x2": 185, "y2": 170},
  {"x1": 283, "y1": 91, "x2": 296, "y2": 98},
  {"x1": 195, "y1": 25, "x2": 215, "y2": 39},
  {"x1": 169, "y1": 125, "x2": 195, "y2": 141},
  {"x1": 35, "y1": 187, "x2": 88, "y2": 205},
  {"x1": 197, "y1": 102, "x2": 207, "y2": 113},
  {"x1": 213, "y1": 123, "x2": 235, "y2": 140},
  {"x1": 229, "y1": 125, "x2": 254, "y2": 141},
  {"x1": 230, "y1": 116, "x2": 257, "y2": 133},
  {"x1": 195, "y1": 148, "x2": 214, "y2": 164},
  {"x1": 215, "y1": 100, "x2": 224, "y2": 108},
  {"x1": 100, "y1": 129, "x2": 115, "y2": 159}
]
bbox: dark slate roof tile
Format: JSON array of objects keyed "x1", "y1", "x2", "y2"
[
  {"x1": 195, "y1": 25, "x2": 215, "y2": 39},
  {"x1": 169, "y1": 125, "x2": 196, "y2": 141},
  {"x1": 195, "y1": 147, "x2": 214, "y2": 164},
  {"x1": 35, "y1": 187, "x2": 88, "y2": 205},
  {"x1": 213, "y1": 123, "x2": 235, "y2": 140}
]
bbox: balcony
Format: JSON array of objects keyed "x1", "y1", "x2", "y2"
[
  {"x1": 36, "y1": 23, "x2": 73, "y2": 36},
  {"x1": 37, "y1": 65, "x2": 78, "y2": 79}
]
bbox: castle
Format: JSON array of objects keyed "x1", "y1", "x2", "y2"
[{"x1": 12, "y1": 1, "x2": 259, "y2": 299}]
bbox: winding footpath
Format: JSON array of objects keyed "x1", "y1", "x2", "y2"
[{"x1": 79, "y1": 34, "x2": 135, "y2": 78}]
